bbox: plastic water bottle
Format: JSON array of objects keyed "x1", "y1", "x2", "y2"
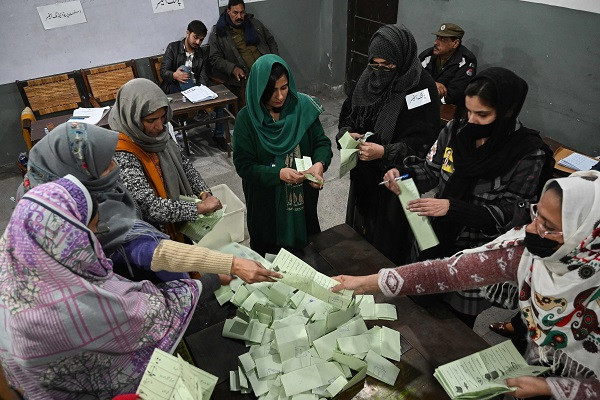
[
  {"x1": 182, "y1": 96, "x2": 186, "y2": 103},
  {"x1": 44, "y1": 127, "x2": 50, "y2": 135}
]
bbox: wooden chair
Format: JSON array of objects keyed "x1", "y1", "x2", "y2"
[
  {"x1": 20, "y1": 107, "x2": 35, "y2": 151},
  {"x1": 149, "y1": 55, "x2": 164, "y2": 85},
  {"x1": 16, "y1": 71, "x2": 86, "y2": 119},
  {"x1": 81, "y1": 60, "x2": 138, "y2": 105}
]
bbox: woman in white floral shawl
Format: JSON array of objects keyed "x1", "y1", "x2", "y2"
[{"x1": 332, "y1": 171, "x2": 600, "y2": 399}]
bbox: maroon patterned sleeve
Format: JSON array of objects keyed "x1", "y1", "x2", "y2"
[
  {"x1": 378, "y1": 246, "x2": 524, "y2": 297},
  {"x1": 547, "y1": 377, "x2": 600, "y2": 400}
]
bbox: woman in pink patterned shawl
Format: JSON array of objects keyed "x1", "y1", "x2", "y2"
[{"x1": 0, "y1": 175, "x2": 199, "y2": 399}]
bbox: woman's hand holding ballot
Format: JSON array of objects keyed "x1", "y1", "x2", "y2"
[
  {"x1": 383, "y1": 168, "x2": 402, "y2": 195},
  {"x1": 280, "y1": 167, "x2": 305, "y2": 185},
  {"x1": 301, "y1": 161, "x2": 324, "y2": 189},
  {"x1": 407, "y1": 198, "x2": 450, "y2": 217},
  {"x1": 231, "y1": 257, "x2": 283, "y2": 283},
  {"x1": 358, "y1": 141, "x2": 384, "y2": 161}
]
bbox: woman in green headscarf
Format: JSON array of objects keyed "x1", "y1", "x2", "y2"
[{"x1": 233, "y1": 55, "x2": 333, "y2": 256}]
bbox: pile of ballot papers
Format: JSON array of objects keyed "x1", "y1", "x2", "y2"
[{"x1": 211, "y1": 245, "x2": 403, "y2": 398}]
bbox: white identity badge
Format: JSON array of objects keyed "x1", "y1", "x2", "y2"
[{"x1": 405, "y1": 88, "x2": 431, "y2": 110}]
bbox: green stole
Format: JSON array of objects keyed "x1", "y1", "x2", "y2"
[{"x1": 245, "y1": 54, "x2": 323, "y2": 247}]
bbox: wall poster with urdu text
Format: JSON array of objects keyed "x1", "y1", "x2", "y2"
[
  {"x1": 37, "y1": 1, "x2": 87, "y2": 30},
  {"x1": 152, "y1": 0, "x2": 185, "y2": 14}
]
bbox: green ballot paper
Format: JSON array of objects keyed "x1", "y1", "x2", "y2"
[
  {"x1": 295, "y1": 156, "x2": 323, "y2": 184},
  {"x1": 136, "y1": 348, "x2": 217, "y2": 400},
  {"x1": 178, "y1": 195, "x2": 224, "y2": 242},
  {"x1": 337, "y1": 131, "x2": 375, "y2": 178},
  {"x1": 434, "y1": 340, "x2": 549, "y2": 400},
  {"x1": 270, "y1": 248, "x2": 354, "y2": 309},
  {"x1": 397, "y1": 178, "x2": 439, "y2": 251}
]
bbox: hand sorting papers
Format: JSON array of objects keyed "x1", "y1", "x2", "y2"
[
  {"x1": 68, "y1": 106, "x2": 110, "y2": 125},
  {"x1": 182, "y1": 85, "x2": 218, "y2": 103},
  {"x1": 434, "y1": 340, "x2": 548, "y2": 400},
  {"x1": 213, "y1": 246, "x2": 402, "y2": 398},
  {"x1": 294, "y1": 156, "x2": 323, "y2": 184},
  {"x1": 337, "y1": 131, "x2": 374, "y2": 178}
]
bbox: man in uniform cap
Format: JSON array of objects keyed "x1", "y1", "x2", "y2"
[{"x1": 419, "y1": 23, "x2": 477, "y2": 105}]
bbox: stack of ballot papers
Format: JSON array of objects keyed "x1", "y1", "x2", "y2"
[
  {"x1": 137, "y1": 348, "x2": 218, "y2": 400},
  {"x1": 558, "y1": 152, "x2": 598, "y2": 171},
  {"x1": 434, "y1": 340, "x2": 549, "y2": 400},
  {"x1": 337, "y1": 131, "x2": 374, "y2": 178},
  {"x1": 182, "y1": 85, "x2": 218, "y2": 103},
  {"x1": 67, "y1": 106, "x2": 110, "y2": 125},
  {"x1": 396, "y1": 178, "x2": 439, "y2": 251},
  {"x1": 210, "y1": 244, "x2": 403, "y2": 398}
]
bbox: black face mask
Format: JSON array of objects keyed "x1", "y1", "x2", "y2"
[
  {"x1": 461, "y1": 121, "x2": 496, "y2": 140},
  {"x1": 524, "y1": 231, "x2": 560, "y2": 258}
]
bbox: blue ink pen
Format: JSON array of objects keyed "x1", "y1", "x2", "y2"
[{"x1": 378, "y1": 173, "x2": 409, "y2": 186}]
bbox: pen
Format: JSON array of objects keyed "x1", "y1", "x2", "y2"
[
  {"x1": 378, "y1": 174, "x2": 409, "y2": 185},
  {"x1": 69, "y1": 116, "x2": 89, "y2": 120}
]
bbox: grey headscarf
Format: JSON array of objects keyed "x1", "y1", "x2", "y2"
[
  {"x1": 108, "y1": 78, "x2": 194, "y2": 199},
  {"x1": 350, "y1": 25, "x2": 422, "y2": 144},
  {"x1": 26, "y1": 122, "x2": 143, "y2": 256}
]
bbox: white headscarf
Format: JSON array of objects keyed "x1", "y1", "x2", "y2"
[
  {"x1": 464, "y1": 171, "x2": 600, "y2": 379},
  {"x1": 517, "y1": 170, "x2": 600, "y2": 378}
]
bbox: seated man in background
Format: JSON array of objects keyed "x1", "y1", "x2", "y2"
[
  {"x1": 419, "y1": 23, "x2": 477, "y2": 105},
  {"x1": 160, "y1": 20, "x2": 227, "y2": 150},
  {"x1": 209, "y1": 0, "x2": 278, "y2": 107}
]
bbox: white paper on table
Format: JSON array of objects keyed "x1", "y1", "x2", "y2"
[
  {"x1": 182, "y1": 85, "x2": 218, "y2": 103},
  {"x1": 37, "y1": 1, "x2": 87, "y2": 30},
  {"x1": 558, "y1": 152, "x2": 598, "y2": 171},
  {"x1": 68, "y1": 107, "x2": 110, "y2": 125}
]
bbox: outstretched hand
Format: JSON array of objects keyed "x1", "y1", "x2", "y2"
[
  {"x1": 231, "y1": 257, "x2": 283, "y2": 283},
  {"x1": 330, "y1": 274, "x2": 380, "y2": 295}
]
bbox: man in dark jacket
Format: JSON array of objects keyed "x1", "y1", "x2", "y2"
[
  {"x1": 209, "y1": 0, "x2": 278, "y2": 106},
  {"x1": 419, "y1": 23, "x2": 477, "y2": 105},
  {"x1": 160, "y1": 20, "x2": 209, "y2": 94},
  {"x1": 161, "y1": 20, "x2": 227, "y2": 150}
]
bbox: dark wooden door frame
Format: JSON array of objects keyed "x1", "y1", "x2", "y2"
[{"x1": 345, "y1": 0, "x2": 399, "y2": 94}]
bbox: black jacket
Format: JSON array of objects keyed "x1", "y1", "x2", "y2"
[
  {"x1": 160, "y1": 39, "x2": 209, "y2": 93},
  {"x1": 419, "y1": 45, "x2": 477, "y2": 105}
]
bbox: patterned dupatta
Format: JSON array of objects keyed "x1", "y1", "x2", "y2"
[
  {"x1": 0, "y1": 177, "x2": 199, "y2": 399},
  {"x1": 463, "y1": 171, "x2": 600, "y2": 379}
]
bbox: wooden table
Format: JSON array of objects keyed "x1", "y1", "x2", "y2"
[
  {"x1": 185, "y1": 224, "x2": 490, "y2": 399},
  {"x1": 30, "y1": 113, "x2": 109, "y2": 142},
  {"x1": 169, "y1": 85, "x2": 238, "y2": 157},
  {"x1": 30, "y1": 85, "x2": 238, "y2": 157}
]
